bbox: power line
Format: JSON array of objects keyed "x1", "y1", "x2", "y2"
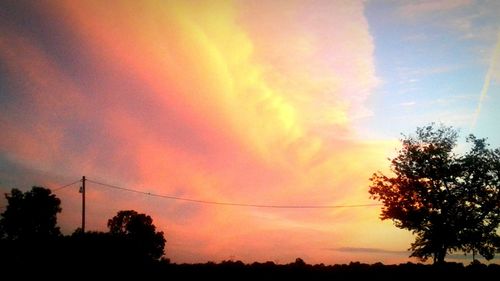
[
  {"x1": 87, "y1": 178, "x2": 382, "y2": 209},
  {"x1": 52, "y1": 179, "x2": 82, "y2": 192},
  {"x1": 0, "y1": 179, "x2": 82, "y2": 210}
]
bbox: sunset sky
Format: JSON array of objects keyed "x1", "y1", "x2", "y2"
[{"x1": 1, "y1": 0, "x2": 500, "y2": 264}]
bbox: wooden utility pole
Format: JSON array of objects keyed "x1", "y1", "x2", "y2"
[{"x1": 81, "y1": 176, "x2": 86, "y2": 233}]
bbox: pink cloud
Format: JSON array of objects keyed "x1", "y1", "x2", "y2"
[{"x1": 0, "y1": 0, "x2": 405, "y2": 264}]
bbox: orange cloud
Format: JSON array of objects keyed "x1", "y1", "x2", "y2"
[{"x1": 0, "y1": 0, "x2": 408, "y2": 264}]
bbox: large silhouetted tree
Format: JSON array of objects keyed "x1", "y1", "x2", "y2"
[
  {"x1": 107, "y1": 210, "x2": 166, "y2": 260},
  {"x1": 369, "y1": 124, "x2": 500, "y2": 263},
  {"x1": 0, "y1": 186, "x2": 61, "y2": 240}
]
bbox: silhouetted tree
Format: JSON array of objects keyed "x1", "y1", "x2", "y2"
[
  {"x1": 0, "y1": 186, "x2": 61, "y2": 240},
  {"x1": 293, "y1": 258, "x2": 307, "y2": 267},
  {"x1": 107, "y1": 210, "x2": 166, "y2": 260},
  {"x1": 369, "y1": 124, "x2": 500, "y2": 263}
]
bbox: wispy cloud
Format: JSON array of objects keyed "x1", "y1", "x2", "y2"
[
  {"x1": 329, "y1": 247, "x2": 409, "y2": 255},
  {"x1": 399, "y1": 101, "x2": 416, "y2": 107},
  {"x1": 396, "y1": 0, "x2": 499, "y2": 43},
  {"x1": 398, "y1": 0, "x2": 472, "y2": 19}
]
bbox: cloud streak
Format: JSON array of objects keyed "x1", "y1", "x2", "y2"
[
  {"x1": 330, "y1": 247, "x2": 409, "y2": 255},
  {"x1": 472, "y1": 31, "x2": 500, "y2": 128}
]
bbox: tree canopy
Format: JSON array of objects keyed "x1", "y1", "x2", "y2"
[
  {"x1": 0, "y1": 186, "x2": 61, "y2": 240},
  {"x1": 107, "y1": 210, "x2": 166, "y2": 260},
  {"x1": 369, "y1": 124, "x2": 500, "y2": 263}
]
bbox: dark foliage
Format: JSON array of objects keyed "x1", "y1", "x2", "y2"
[
  {"x1": 1, "y1": 242, "x2": 500, "y2": 280},
  {"x1": 135, "y1": 260, "x2": 500, "y2": 280},
  {"x1": 107, "y1": 210, "x2": 166, "y2": 260},
  {"x1": 0, "y1": 186, "x2": 61, "y2": 240},
  {"x1": 0, "y1": 208, "x2": 166, "y2": 278}
]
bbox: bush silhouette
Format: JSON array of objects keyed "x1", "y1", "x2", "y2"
[{"x1": 0, "y1": 186, "x2": 61, "y2": 240}]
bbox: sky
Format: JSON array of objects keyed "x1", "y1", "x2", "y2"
[{"x1": 0, "y1": 0, "x2": 499, "y2": 265}]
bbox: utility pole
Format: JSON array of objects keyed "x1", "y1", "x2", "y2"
[{"x1": 81, "y1": 176, "x2": 86, "y2": 233}]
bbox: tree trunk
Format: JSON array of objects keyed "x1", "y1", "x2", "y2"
[{"x1": 435, "y1": 247, "x2": 447, "y2": 264}]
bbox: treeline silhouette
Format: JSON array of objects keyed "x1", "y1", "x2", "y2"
[
  {"x1": 162, "y1": 260, "x2": 500, "y2": 280},
  {"x1": 0, "y1": 231, "x2": 165, "y2": 274},
  {"x1": 2, "y1": 241, "x2": 500, "y2": 279},
  {"x1": 0, "y1": 186, "x2": 166, "y2": 277},
  {"x1": 1, "y1": 187, "x2": 499, "y2": 278}
]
